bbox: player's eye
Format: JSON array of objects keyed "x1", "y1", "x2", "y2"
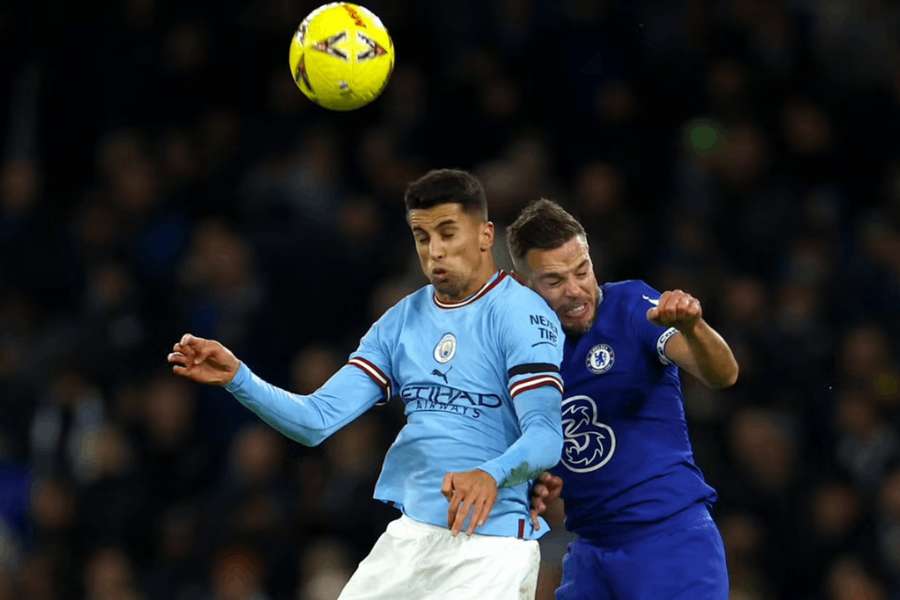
[
  {"x1": 576, "y1": 271, "x2": 588, "y2": 279},
  {"x1": 415, "y1": 236, "x2": 428, "y2": 245}
]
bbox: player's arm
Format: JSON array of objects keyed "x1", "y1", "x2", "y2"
[
  {"x1": 443, "y1": 297, "x2": 565, "y2": 536},
  {"x1": 168, "y1": 334, "x2": 386, "y2": 446},
  {"x1": 478, "y1": 384, "x2": 564, "y2": 487},
  {"x1": 646, "y1": 290, "x2": 739, "y2": 389},
  {"x1": 443, "y1": 384, "x2": 564, "y2": 536}
]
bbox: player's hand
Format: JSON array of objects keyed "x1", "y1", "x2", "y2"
[
  {"x1": 167, "y1": 333, "x2": 240, "y2": 386},
  {"x1": 529, "y1": 472, "x2": 563, "y2": 530},
  {"x1": 441, "y1": 469, "x2": 498, "y2": 537},
  {"x1": 646, "y1": 289, "x2": 702, "y2": 333}
]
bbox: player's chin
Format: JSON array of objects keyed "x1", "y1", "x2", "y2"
[
  {"x1": 431, "y1": 277, "x2": 461, "y2": 298},
  {"x1": 561, "y1": 309, "x2": 595, "y2": 336},
  {"x1": 562, "y1": 320, "x2": 592, "y2": 336}
]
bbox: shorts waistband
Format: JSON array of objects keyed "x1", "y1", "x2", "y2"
[
  {"x1": 396, "y1": 514, "x2": 450, "y2": 535},
  {"x1": 393, "y1": 515, "x2": 536, "y2": 544},
  {"x1": 580, "y1": 503, "x2": 715, "y2": 548}
]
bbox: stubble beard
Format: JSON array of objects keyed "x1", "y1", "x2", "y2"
[
  {"x1": 432, "y1": 273, "x2": 465, "y2": 301},
  {"x1": 559, "y1": 299, "x2": 597, "y2": 337},
  {"x1": 562, "y1": 317, "x2": 595, "y2": 337}
]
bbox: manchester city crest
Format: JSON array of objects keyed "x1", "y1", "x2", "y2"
[
  {"x1": 434, "y1": 332, "x2": 457, "y2": 364},
  {"x1": 586, "y1": 343, "x2": 614, "y2": 374}
]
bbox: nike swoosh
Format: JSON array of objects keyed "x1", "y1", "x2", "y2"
[{"x1": 642, "y1": 294, "x2": 660, "y2": 306}]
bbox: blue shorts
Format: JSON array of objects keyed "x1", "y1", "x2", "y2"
[{"x1": 556, "y1": 504, "x2": 728, "y2": 600}]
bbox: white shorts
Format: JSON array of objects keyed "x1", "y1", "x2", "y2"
[{"x1": 338, "y1": 515, "x2": 540, "y2": 600}]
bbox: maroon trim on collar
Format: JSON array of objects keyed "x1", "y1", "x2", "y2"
[{"x1": 432, "y1": 271, "x2": 507, "y2": 309}]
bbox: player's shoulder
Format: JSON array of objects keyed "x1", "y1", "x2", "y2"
[
  {"x1": 491, "y1": 272, "x2": 563, "y2": 352},
  {"x1": 495, "y1": 272, "x2": 560, "y2": 319},
  {"x1": 403, "y1": 284, "x2": 435, "y2": 306},
  {"x1": 602, "y1": 279, "x2": 662, "y2": 310},
  {"x1": 497, "y1": 271, "x2": 545, "y2": 304}
]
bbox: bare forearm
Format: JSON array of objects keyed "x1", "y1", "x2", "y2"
[{"x1": 678, "y1": 320, "x2": 739, "y2": 389}]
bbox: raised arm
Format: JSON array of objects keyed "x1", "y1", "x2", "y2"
[
  {"x1": 168, "y1": 334, "x2": 383, "y2": 446},
  {"x1": 646, "y1": 290, "x2": 739, "y2": 389}
]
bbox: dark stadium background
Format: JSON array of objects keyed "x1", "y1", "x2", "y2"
[{"x1": 2, "y1": 1, "x2": 899, "y2": 598}]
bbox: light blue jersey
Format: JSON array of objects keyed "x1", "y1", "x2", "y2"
[{"x1": 226, "y1": 270, "x2": 564, "y2": 539}]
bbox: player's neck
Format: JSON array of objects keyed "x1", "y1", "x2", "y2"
[{"x1": 437, "y1": 262, "x2": 499, "y2": 303}]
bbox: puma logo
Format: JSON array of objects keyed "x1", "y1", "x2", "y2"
[{"x1": 431, "y1": 366, "x2": 452, "y2": 384}]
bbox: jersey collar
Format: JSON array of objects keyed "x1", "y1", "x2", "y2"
[
  {"x1": 592, "y1": 285, "x2": 605, "y2": 321},
  {"x1": 432, "y1": 270, "x2": 507, "y2": 309}
]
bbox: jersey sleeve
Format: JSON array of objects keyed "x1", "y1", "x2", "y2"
[
  {"x1": 347, "y1": 306, "x2": 399, "y2": 404},
  {"x1": 225, "y1": 362, "x2": 384, "y2": 447},
  {"x1": 477, "y1": 289, "x2": 565, "y2": 487},
  {"x1": 498, "y1": 289, "x2": 565, "y2": 398},
  {"x1": 628, "y1": 280, "x2": 679, "y2": 366},
  {"x1": 224, "y1": 306, "x2": 402, "y2": 446}
]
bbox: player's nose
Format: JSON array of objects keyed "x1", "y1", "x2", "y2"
[
  {"x1": 562, "y1": 277, "x2": 581, "y2": 298},
  {"x1": 428, "y1": 239, "x2": 445, "y2": 259}
]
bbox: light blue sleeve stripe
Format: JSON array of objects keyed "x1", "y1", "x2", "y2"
[{"x1": 225, "y1": 362, "x2": 383, "y2": 447}]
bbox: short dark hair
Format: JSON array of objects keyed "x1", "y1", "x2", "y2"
[
  {"x1": 507, "y1": 199, "x2": 586, "y2": 270},
  {"x1": 404, "y1": 169, "x2": 488, "y2": 220}
]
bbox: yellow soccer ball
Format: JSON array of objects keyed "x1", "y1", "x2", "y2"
[{"x1": 288, "y1": 3, "x2": 394, "y2": 111}]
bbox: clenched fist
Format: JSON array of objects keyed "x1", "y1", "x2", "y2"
[
  {"x1": 646, "y1": 290, "x2": 703, "y2": 333},
  {"x1": 167, "y1": 333, "x2": 240, "y2": 386}
]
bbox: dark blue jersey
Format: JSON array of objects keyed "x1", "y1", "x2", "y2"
[{"x1": 554, "y1": 280, "x2": 717, "y2": 542}]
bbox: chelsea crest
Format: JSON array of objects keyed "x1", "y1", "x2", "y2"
[{"x1": 586, "y1": 343, "x2": 614, "y2": 374}]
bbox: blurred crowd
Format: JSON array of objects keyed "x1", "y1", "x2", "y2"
[{"x1": 1, "y1": 0, "x2": 900, "y2": 598}]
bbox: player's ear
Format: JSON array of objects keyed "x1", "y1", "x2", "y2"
[{"x1": 480, "y1": 221, "x2": 494, "y2": 252}]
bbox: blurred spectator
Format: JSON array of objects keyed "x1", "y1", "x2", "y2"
[
  {"x1": 877, "y1": 465, "x2": 900, "y2": 580},
  {"x1": 178, "y1": 219, "x2": 263, "y2": 345},
  {"x1": 29, "y1": 369, "x2": 106, "y2": 483},
  {"x1": 140, "y1": 374, "x2": 210, "y2": 503},
  {"x1": 77, "y1": 425, "x2": 147, "y2": 554},
  {"x1": 145, "y1": 506, "x2": 204, "y2": 599},
  {"x1": 0, "y1": 565, "x2": 12, "y2": 600},
  {"x1": 289, "y1": 344, "x2": 341, "y2": 394},
  {"x1": 206, "y1": 424, "x2": 293, "y2": 562},
  {"x1": 571, "y1": 160, "x2": 643, "y2": 278},
  {"x1": 835, "y1": 388, "x2": 899, "y2": 490},
  {"x1": 719, "y1": 511, "x2": 770, "y2": 599},
  {"x1": 728, "y1": 408, "x2": 798, "y2": 497},
  {"x1": 209, "y1": 545, "x2": 269, "y2": 600},
  {"x1": 84, "y1": 546, "x2": 143, "y2": 600},
  {"x1": 17, "y1": 552, "x2": 60, "y2": 600},
  {"x1": 826, "y1": 556, "x2": 888, "y2": 600},
  {"x1": 297, "y1": 538, "x2": 354, "y2": 600}
]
